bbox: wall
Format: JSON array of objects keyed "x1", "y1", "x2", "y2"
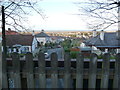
[{"x1": 32, "y1": 37, "x2": 38, "y2": 52}]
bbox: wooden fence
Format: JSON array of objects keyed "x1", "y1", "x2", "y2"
[{"x1": 2, "y1": 52, "x2": 120, "y2": 89}]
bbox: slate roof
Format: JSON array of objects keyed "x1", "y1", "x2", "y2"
[
  {"x1": 85, "y1": 32, "x2": 120, "y2": 48},
  {"x1": 35, "y1": 32, "x2": 49, "y2": 37},
  {"x1": 6, "y1": 35, "x2": 33, "y2": 47}
]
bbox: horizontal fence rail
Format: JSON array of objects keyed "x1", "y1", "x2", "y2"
[{"x1": 2, "y1": 52, "x2": 120, "y2": 89}]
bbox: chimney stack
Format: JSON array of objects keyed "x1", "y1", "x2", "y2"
[
  {"x1": 116, "y1": 30, "x2": 120, "y2": 46},
  {"x1": 116, "y1": 30, "x2": 120, "y2": 39},
  {"x1": 41, "y1": 29, "x2": 44, "y2": 33},
  {"x1": 92, "y1": 30, "x2": 97, "y2": 37},
  {"x1": 100, "y1": 30, "x2": 104, "y2": 41},
  {"x1": 32, "y1": 30, "x2": 35, "y2": 36},
  {"x1": 8, "y1": 28, "x2": 11, "y2": 31}
]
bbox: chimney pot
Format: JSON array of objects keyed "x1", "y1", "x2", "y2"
[
  {"x1": 8, "y1": 28, "x2": 11, "y2": 31},
  {"x1": 32, "y1": 30, "x2": 35, "y2": 36},
  {"x1": 100, "y1": 30, "x2": 104, "y2": 40},
  {"x1": 92, "y1": 30, "x2": 97, "y2": 37},
  {"x1": 41, "y1": 29, "x2": 44, "y2": 32}
]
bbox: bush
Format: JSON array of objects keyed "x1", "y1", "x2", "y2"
[
  {"x1": 97, "y1": 55, "x2": 102, "y2": 59},
  {"x1": 70, "y1": 51, "x2": 79, "y2": 59}
]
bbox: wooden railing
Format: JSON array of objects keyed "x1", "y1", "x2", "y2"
[{"x1": 2, "y1": 52, "x2": 120, "y2": 89}]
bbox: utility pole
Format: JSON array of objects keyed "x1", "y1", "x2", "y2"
[
  {"x1": 0, "y1": 7, "x2": 2, "y2": 90},
  {"x1": 2, "y1": 6, "x2": 7, "y2": 56},
  {"x1": 2, "y1": 6, "x2": 8, "y2": 88}
]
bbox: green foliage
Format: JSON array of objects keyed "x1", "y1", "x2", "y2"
[
  {"x1": 97, "y1": 54, "x2": 115, "y2": 59},
  {"x1": 19, "y1": 53, "x2": 26, "y2": 57},
  {"x1": 97, "y1": 55, "x2": 102, "y2": 59},
  {"x1": 61, "y1": 39, "x2": 72, "y2": 49},
  {"x1": 44, "y1": 42, "x2": 58, "y2": 49},
  {"x1": 110, "y1": 56, "x2": 116, "y2": 59},
  {"x1": 61, "y1": 38, "x2": 81, "y2": 58},
  {"x1": 61, "y1": 39, "x2": 81, "y2": 50},
  {"x1": 64, "y1": 48, "x2": 70, "y2": 52},
  {"x1": 71, "y1": 39, "x2": 81, "y2": 47},
  {"x1": 70, "y1": 51, "x2": 79, "y2": 59}
]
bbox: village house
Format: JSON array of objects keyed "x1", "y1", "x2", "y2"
[
  {"x1": 4, "y1": 29, "x2": 64, "y2": 55},
  {"x1": 32, "y1": 30, "x2": 52, "y2": 52},
  {"x1": 6, "y1": 34, "x2": 33, "y2": 54},
  {"x1": 84, "y1": 30, "x2": 120, "y2": 54},
  {"x1": 1, "y1": 28, "x2": 33, "y2": 54}
]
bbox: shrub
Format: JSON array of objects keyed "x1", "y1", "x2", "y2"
[{"x1": 70, "y1": 51, "x2": 79, "y2": 59}]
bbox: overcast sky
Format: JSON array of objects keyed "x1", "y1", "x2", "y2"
[
  {"x1": 1, "y1": 0, "x2": 117, "y2": 32},
  {"x1": 27, "y1": 0, "x2": 89, "y2": 31}
]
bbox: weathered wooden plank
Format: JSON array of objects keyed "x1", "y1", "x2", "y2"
[
  {"x1": 8, "y1": 72, "x2": 14, "y2": 88},
  {"x1": 64, "y1": 52, "x2": 71, "y2": 88},
  {"x1": 38, "y1": 52, "x2": 46, "y2": 88},
  {"x1": 88, "y1": 53, "x2": 97, "y2": 89},
  {"x1": 118, "y1": 53, "x2": 120, "y2": 90},
  {"x1": 101, "y1": 53, "x2": 110, "y2": 88},
  {"x1": 76, "y1": 53, "x2": 84, "y2": 88},
  {"x1": 25, "y1": 52, "x2": 34, "y2": 88},
  {"x1": 113, "y1": 53, "x2": 120, "y2": 89},
  {"x1": 12, "y1": 52, "x2": 21, "y2": 88},
  {"x1": 113, "y1": 53, "x2": 119, "y2": 88},
  {"x1": 51, "y1": 52, "x2": 58, "y2": 88},
  {"x1": 2, "y1": 51, "x2": 8, "y2": 88}
]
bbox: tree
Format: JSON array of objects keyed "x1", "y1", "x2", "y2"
[
  {"x1": 75, "y1": 0, "x2": 119, "y2": 30},
  {"x1": 0, "y1": 0, "x2": 45, "y2": 32},
  {"x1": 61, "y1": 39, "x2": 72, "y2": 49}
]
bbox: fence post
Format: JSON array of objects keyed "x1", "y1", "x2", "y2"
[
  {"x1": 25, "y1": 52, "x2": 34, "y2": 88},
  {"x1": 118, "y1": 53, "x2": 120, "y2": 90},
  {"x1": 113, "y1": 53, "x2": 120, "y2": 89},
  {"x1": 76, "y1": 53, "x2": 84, "y2": 88},
  {"x1": 2, "y1": 52, "x2": 8, "y2": 88},
  {"x1": 12, "y1": 52, "x2": 21, "y2": 88},
  {"x1": 88, "y1": 53, "x2": 97, "y2": 89},
  {"x1": 64, "y1": 52, "x2": 71, "y2": 88},
  {"x1": 38, "y1": 52, "x2": 46, "y2": 88},
  {"x1": 101, "y1": 53, "x2": 110, "y2": 89},
  {"x1": 51, "y1": 52, "x2": 58, "y2": 88}
]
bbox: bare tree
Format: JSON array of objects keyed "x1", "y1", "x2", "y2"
[
  {"x1": 0, "y1": 0, "x2": 45, "y2": 32},
  {"x1": 74, "y1": 0, "x2": 119, "y2": 30}
]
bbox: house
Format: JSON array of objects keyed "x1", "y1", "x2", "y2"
[
  {"x1": 0, "y1": 28, "x2": 20, "y2": 48},
  {"x1": 6, "y1": 34, "x2": 33, "y2": 54},
  {"x1": 84, "y1": 30, "x2": 120, "y2": 54},
  {"x1": 32, "y1": 30, "x2": 51, "y2": 52},
  {"x1": 51, "y1": 36, "x2": 65, "y2": 43}
]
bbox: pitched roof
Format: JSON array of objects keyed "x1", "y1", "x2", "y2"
[
  {"x1": 6, "y1": 34, "x2": 33, "y2": 46},
  {"x1": 35, "y1": 32, "x2": 49, "y2": 37},
  {"x1": 6, "y1": 30, "x2": 19, "y2": 35},
  {"x1": 85, "y1": 32, "x2": 120, "y2": 47},
  {"x1": 0, "y1": 30, "x2": 19, "y2": 35}
]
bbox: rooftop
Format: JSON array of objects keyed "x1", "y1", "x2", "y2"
[
  {"x1": 85, "y1": 32, "x2": 120, "y2": 48},
  {"x1": 6, "y1": 34, "x2": 33, "y2": 46},
  {"x1": 35, "y1": 30, "x2": 50, "y2": 37}
]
